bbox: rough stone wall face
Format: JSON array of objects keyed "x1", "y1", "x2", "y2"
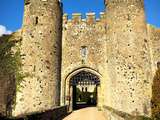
[
  {"x1": 147, "y1": 26, "x2": 160, "y2": 118},
  {"x1": 0, "y1": 0, "x2": 160, "y2": 119},
  {"x1": 104, "y1": 0, "x2": 152, "y2": 119},
  {"x1": 147, "y1": 26, "x2": 160, "y2": 72},
  {"x1": 61, "y1": 13, "x2": 106, "y2": 106},
  {"x1": 12, "y1": 0, "x2": 62, "y2": 116}
]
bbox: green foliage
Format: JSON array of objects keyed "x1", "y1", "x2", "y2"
[
  {"x1": 0, "y1": 35, "x2": 25, "y2": 92},
  {"x1": 93, "y1": 87, "x2": 97, "y2": 100},
  {"x1": 150, "y1": 24, "x2": 158, "y2": 29},
  {"x1": 76, "y1": 87, "x2": 97, "y2": 104},
  {"x1": 76, "y1": 87, "x2": 81, "y2": 101},
  {"x1": 0, "y1": 35, "x2": 17, "y2": 74}
]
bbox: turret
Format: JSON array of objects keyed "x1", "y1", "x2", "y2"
[
  {"x1": 12, "y1": 0, "x2": 62, "y2": 116},
  {"x1": 104, "y1": 0, "x2": 152, "y2": 119}
]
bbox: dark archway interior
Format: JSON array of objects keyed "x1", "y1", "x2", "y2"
[{"x1": 70, "y1": 71, "x2": 100, "y2": 110}]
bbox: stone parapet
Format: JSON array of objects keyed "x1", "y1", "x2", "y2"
[{"x1": 63, "y1": 12, "x2": 105, "y2": 24}]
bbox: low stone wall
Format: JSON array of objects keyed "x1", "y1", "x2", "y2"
[
  {"x1": 103, "y1": 106, "x2": 152, "y2": 120},
  {"x1": 0, "y1": 105, "x2": 68, "y2": 120}
]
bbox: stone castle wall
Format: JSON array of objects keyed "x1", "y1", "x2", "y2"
[
  {"x1": 0, "y1": 0, "x2": 160, "y2": 119},
  {"x1": 147, "y1": 25, "x2": 160, "y2": 72},
  {"x1": 61, "y1": 12, "x2": 107, "y2": 107},
  {"x1": 147, "y1": 25, "x2": 160, "y2": 118}
]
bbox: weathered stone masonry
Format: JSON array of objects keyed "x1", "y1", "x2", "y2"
[
  {"x1": 13, "y1": 0, "x2": 62, "y2": 117},
  {"x1": 105, "y1": 0, "x2": 152, "y2": 117},
  {"x1": 61, "y1": 12, "x2": 106, "y2": 109},
  {"x1": 0, "y1": 0, "x2": 62, "y2": 117},
  {"x1": 147, "y1": 25, "x2": 160, "y2": 118}
]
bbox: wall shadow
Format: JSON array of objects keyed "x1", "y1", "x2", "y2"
[
  {"x1": 151, "y1": 62, "x2": 160, "y2": 119},
  {"x1": 103, "y1": 106, "x2": 152, "y2": 120},
  {"x1": 0, "y1": 106, "x2": 68, "y2": 120}
]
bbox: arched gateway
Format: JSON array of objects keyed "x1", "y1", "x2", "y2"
[{"x1": 64, "y1": 68, "x2": 102, "y2": 111}]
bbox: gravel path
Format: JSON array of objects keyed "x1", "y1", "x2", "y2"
[{"x1": 63, "y1": 107, "x2": 106, "y2": 120}]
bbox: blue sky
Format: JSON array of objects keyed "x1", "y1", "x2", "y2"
[{"x1": 0, "y1": 0, "x2": 159, "y2": 33}]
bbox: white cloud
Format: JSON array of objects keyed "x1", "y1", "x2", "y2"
[{"x1": 0, "y1": 25, "x2": 12, "y2": 36}]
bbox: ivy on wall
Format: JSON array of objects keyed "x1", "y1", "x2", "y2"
[
  {"x1": 0, "y1": 35, "x2": 25, "y2": 108},
  {"x1": 0, "y1": 35, "x2": 20, "y2": 74}
]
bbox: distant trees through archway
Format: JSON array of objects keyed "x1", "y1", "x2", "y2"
[{"x1": 70, "y1": 71, "x2": 100, "y2": 110}]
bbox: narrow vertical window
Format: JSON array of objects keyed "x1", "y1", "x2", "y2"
[
  {"x1": 80, "y1": 46, "x2": 88, "y2": 64},
  {"x1": 80, "y1": 46, "x2": 87, "y2": 57},
  {"x1": 35, "y1": 17, "x2": 39, "y2": 25},
  {"x1": 82, "y1": 87, "x2": 84, "y2": 92},
  {"x1": 85, "y1": 87, "x2": 87, "y2": 92},
  {"x1": 157, "y1": 62, "x2": 160, "y2": 69}
]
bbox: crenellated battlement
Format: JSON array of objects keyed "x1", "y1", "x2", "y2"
[{"x1": 63, "y1": 12, "x2": 105, "y2": 24}]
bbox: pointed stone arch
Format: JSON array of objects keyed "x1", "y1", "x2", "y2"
[{"x1": 63, "y1": 67, "x2": 102, "y2": 111}]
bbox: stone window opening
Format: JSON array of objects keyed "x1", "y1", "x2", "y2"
[
  {"x1": 157, "y1": 61, "x2": 160, "y2": 69},
  {"x1": 80, "y1": 46, "x2": 88, "y2": 64},
  {"x1": 85, "y1": 87, "x2": 87, "y2": 92},
  {"x1": 82, "y1": 87, "x2": 84, "y2": 92},
  {"x1": 35, "y1": 17, "x2": 39, "y2": 25},
  {"x1": 80, "y1": 46, "x2": 88, "y2": 57}
]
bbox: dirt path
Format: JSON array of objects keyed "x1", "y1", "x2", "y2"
[{"x1": 63, "y1": 107, "x2": 106, "y2": 120}]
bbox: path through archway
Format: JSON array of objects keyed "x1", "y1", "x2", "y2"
[{"x1": 69, "y1": 71, "x2": 100, "y2": 110}]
